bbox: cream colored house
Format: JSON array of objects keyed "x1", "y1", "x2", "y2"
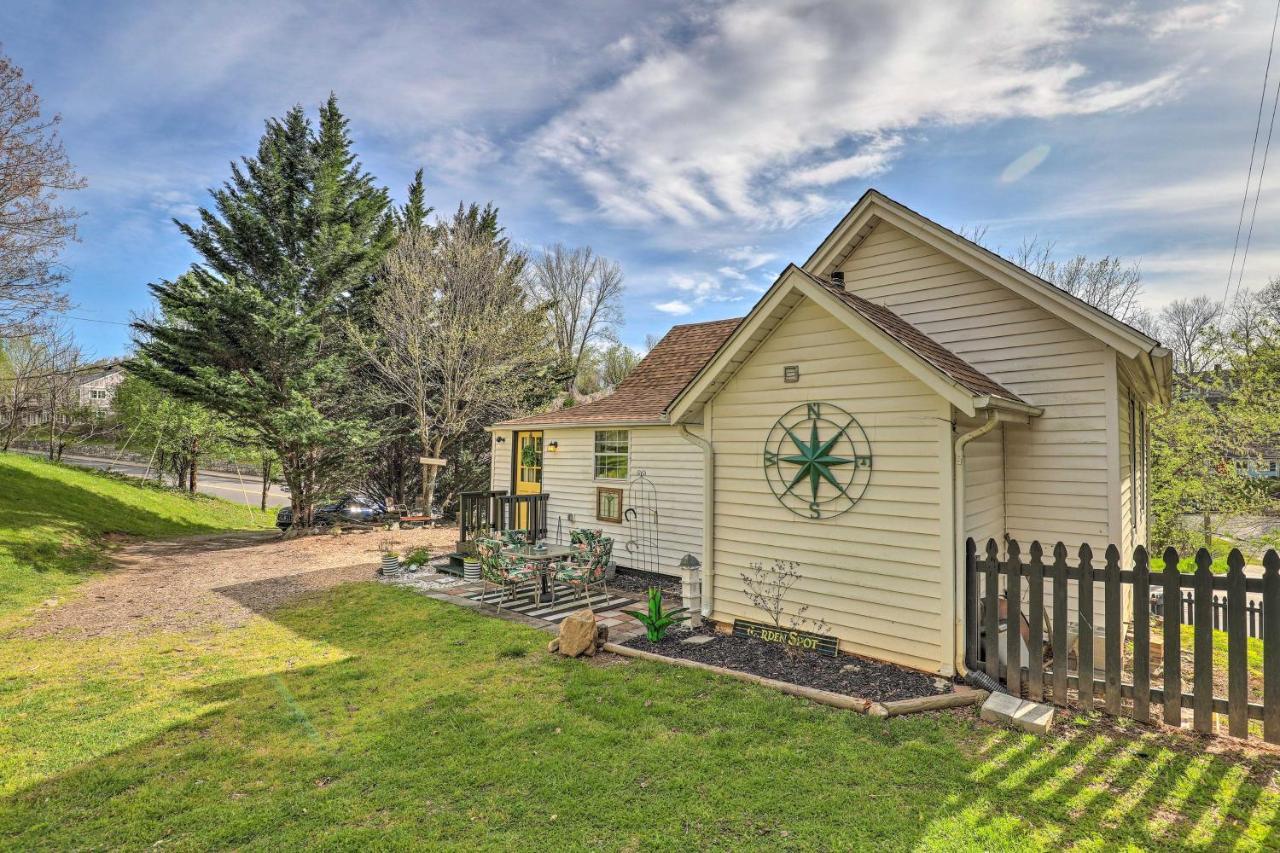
[{"x1": 486, "y1": 190, "x2": 1172, "y2": 676}]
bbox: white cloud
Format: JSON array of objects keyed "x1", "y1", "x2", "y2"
[
  {"x1": 531, "y1": 0, "x2": 1183, "y2": 228},
  {"x1": 723, "y1": 246, "x2": 777, "y2": 270},
  {"x1": 717, "y1": 266, "x2": 746, "y2": 280},
  {"x1": 1151, "y1": 2, "x2": 1240, "y2": 37},
  {"x1": 654, "y1": 299, "x2": 693, "y2": 315}
]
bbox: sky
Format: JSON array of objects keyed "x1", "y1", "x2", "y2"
[{"x1": 6, "y1": 0, "x2": 1280, "y2": 359}]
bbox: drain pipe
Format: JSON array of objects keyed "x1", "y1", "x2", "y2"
[
  {"x1": 952, "y1": 410, "x2": 999, "y2": 676},
  {"x1": 679, "y1": 423, "x2": 714, "y2": 618}
]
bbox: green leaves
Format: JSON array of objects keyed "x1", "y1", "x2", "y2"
[{"x1": 622, "y1": 586, "x2": 690, "y2": 643}]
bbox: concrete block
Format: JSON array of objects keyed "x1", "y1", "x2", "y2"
[{"x1": 980, "y1": 692, "x2": 1055, "y2": 735}]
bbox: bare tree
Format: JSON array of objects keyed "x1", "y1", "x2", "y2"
[
  {"x1": 1225, "y1": 287, "x2": 1277, "y2": 355},
  {"x1": 1158, "y1": 296, "x2": 1222, "y2": 375},
  {"x1": 0, "y1": 324, "x2": 58, "y2": 449},
  {"x1": 1011, "y1": 238, "x2": 1144, "y2": 323},
  {"x1": 351, "y1": 207, "x2": 553, "y2": 511},
  {"x1": 0, "y1": 51, "x2": 84, "y2": 336},
  {"x1": 528, "y1": 244, "x2": 624, "y2": 391}
]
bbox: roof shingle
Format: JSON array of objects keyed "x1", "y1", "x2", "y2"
[{"x1": 495, "y1": 317, "x2": 742, "y2": 426}]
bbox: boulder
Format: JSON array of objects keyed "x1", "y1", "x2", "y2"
[{"x1": 557, "y1": 609, "x2": 599, "y2": 657}]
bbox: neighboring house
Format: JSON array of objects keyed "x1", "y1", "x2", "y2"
[
  {"x1": 485, "y1": 190, "x2": 1173, "y2": 676},
  {"x1": 77, "y1": 363, "x2": 126, "y2": 412},
  {"x1": 1182, "y1": 369, "x2": 1280, "y2": 480},
  {"x1": 19, "y1": 362, "x2": 126, "y2": 427}
]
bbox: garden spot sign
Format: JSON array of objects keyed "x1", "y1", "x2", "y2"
[
  {"x1": 762, "y1": 402, "x2": 872, "y2": 519},
  {"x1": 732, "y1": 619, "x2": 839, "y2": 656}
]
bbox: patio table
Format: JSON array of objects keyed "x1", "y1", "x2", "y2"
[{"x1": 503, "y1": 543, "x2": 575, "y2": 603}]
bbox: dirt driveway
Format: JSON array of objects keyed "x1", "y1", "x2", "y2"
[{"x1": 23, "y1": 527, "x2": 457, "y2": 639}]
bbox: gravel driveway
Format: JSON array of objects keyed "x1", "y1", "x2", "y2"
[{"x1": 22, "y1": 527, "x2": 457, "y2": 638}]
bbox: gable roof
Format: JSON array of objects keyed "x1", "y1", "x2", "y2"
[
  {"x1": 798, "y1": 269, "x2": 1022, "y2": 402},
  {"x1": 493, "y1": 317, "x2": 742, "y2": 427},
  {"x1": 667, "y1": 265, "x2": 1039, "y2": 424},
  {"x1": 803, "y1": 190, "x2": 1172, "y2": 403}
]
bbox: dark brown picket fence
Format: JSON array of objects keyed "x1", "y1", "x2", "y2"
[{"x1": 965, "y1": 538, "x2": 1280, "y2": 744}]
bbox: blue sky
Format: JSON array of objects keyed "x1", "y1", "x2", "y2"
[{"x1": 5, "y1": 0, "x2": 1277, "y2": 358}]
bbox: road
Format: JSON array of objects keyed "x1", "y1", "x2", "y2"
[{"x1": 15, "y1": 448, "x2": 290, "y2": 509}]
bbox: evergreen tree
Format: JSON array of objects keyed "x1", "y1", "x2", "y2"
[
  {"x1": 397, "y1": 168, "x2": 432, "y2": 233},
  {"x1": 131, "y1": 96, "x2": 394, "y2": 529}
]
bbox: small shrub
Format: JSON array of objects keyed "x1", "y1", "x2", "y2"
[
  {"x1": 623, "y1": 587, "x2": 689, "y2": 642},
  {"x1": 403, "y1": 547, "x2": 432, "y2": 567}
]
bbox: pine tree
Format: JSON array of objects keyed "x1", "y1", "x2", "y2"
[
  {"x1": 131, "y1": 96, "x2": 394, "y2": 529},
  {"x1": 397, "y1": 168, "x2": 432, "y2": 233}
]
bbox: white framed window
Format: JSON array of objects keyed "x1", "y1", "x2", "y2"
[{"x1": 593, "y1": 430, "x2": 629, "y2": 480}]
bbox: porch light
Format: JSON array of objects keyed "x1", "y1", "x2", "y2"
[
  {"x1": 494, "y1": 435, "x2": 506, "y2": 444},
  {"x1": 548, "y1": 440, "x2": 559, "y2": 451}
]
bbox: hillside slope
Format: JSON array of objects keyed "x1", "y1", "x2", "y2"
[{"x1": 0, "y1": 453, "x2": 274, "y2": 618}]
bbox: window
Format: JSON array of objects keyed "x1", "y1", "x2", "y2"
[
  {"x1": 593, "y1": 430, "x2": 629, "y2": 480},
  {"x1": 596, "y1": 487, "x2": 623, "y2": 523},
  {"x1": 90, "y1": 389, "x2": 107, "y2": 400}
]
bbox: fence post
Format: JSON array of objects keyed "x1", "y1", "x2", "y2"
[
  {"x1": 983, "y1": 539, "x2": 1000, "y2": 681},
  {"x1": 1163, "y1": 547, "x2": 1182, "y2": 727},
  {"x1": 1227, "y1": 549, "x2": 1248, "y2": 739},
  {"x1": 1006, "y1": 539, "x2": 1022, "y2": 697},
  {"x1": 1077, "y1": 543, "x2": 1095, "y2": 710},
  {"x1": 1027, "y1": 541, "x2": 1045, "y2": 702},
  {"x1": 1193, "y1": 548, "x2": 1214, "y2": 734},
  {"x1": 1052, "y1": 542, "x2": 1069, "y2": 704},
  {"x1": 1104, "y1": 544, "x2": 1122, "y2": 714},
  {"x1": 1265, "y1": 550, "x2": 1280, "y2": 744},
  {"x1": 1132, "y1": 546, "x2": 1150, "y2": 724}
]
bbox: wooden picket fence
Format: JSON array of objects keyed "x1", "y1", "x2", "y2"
[{"x1": 965, "y1": 538, "x2": 1280, "y2": 744}]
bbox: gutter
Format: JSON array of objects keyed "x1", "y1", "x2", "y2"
[
  {"x1": 678, "y1": 423, "x2": 714, "y2": 618},
  {"x1": 951, "y1": 410, "x2": 1000, "y2": 676}
]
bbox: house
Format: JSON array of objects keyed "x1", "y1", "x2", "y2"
[
  {"x1": 484, "y1": 190, "x2": 1172, "y2": 676},
  {"x1": 20, "y1": 362, "x2": 126, "y2": 427}
]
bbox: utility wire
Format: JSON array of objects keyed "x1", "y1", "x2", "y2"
[
  {"x1": 1224, "y1": 0, "x2": 1280, "y2": 310},
  {"x1": 1236, "y1": 63, "x2": 1280, "y2": 302}
]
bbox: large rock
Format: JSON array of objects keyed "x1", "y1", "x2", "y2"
[{"x1": 557, "y1": 609, "x2": 599, "y2": 657}]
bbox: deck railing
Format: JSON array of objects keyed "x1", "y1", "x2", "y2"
[
  {"x1": 457, "y1": 490, "x2": 549, "y2": 550},
  {"x1": 966, "y1": 538, "x2": 1280, "y2": 744}
]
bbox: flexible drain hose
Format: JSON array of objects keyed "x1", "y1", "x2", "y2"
[{"x1": 964, "y1": 669, "x2": 1005, "y2": 694}]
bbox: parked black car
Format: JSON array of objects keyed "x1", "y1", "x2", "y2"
[{"x1": 275, "y1": 495, "x2": 387, "y2": 531}]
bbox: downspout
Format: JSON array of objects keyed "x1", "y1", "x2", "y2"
[
  {"x1": 679, "y1": 423, "x2": 714, "y2": 618},
  {"x1": 952, "y1": 409, "x2": 999, "y2": 676}
]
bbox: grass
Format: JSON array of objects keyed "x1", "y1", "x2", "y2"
[
  {"x1": 2, "y1": 583, "x2": 1279, "y2": 850},
  {"x1": 0, "y1": 452, "x2": 273, "y2": 619},
  {"x1": 1152, "y1": 553, "x2": 1232, "y2": 575}
]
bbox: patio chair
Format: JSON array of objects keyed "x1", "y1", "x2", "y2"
[
  {"x1": 553, "y1": 529, "x2": 613, "y2": 610},
  {"x1": 476, "y1": 536, "x2": 538, "y2": 612}
]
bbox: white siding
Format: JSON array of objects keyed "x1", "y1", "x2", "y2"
[
  {"x1": 491, "y1": 425, "x2": 703, "y2": 575},
  {"x1": 709, "y1": 297, "x2": 950, "y2": 673},
  {"x1": 490, "y1": 433, "x2": 511, "y2": 494},
  {"x1": 963, "y1": 419, "x2": 1004, "y2": 550},
  {"x1": 837, "y1": 221, "x2": 1115, "y2": 555}
]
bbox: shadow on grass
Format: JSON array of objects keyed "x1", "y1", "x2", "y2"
[{"x1": 2, "y1": 583, "x2": 1279, "y2": 849}]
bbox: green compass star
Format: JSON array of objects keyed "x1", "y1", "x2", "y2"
[{"x1": 780, "y1": 420, "x2": 855, "y2": 502}]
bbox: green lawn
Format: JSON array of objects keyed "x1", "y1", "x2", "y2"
[
  {"x1": 1, "y1": 457, "x2": 1277, "y2": 849},
  {"x1": 0, "y1": 452, "x2": 273, "y2": 619},
  {"x1": 2, "y1": 582, "x2": 1279, "y2": 850}
]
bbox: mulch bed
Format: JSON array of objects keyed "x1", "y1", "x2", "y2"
[
  {"x1": 621, "y1": 625, "x2": 949, "y2": 703},
  {"x1": 609, "y1": 568, "x2": 682, "y2": 596}
]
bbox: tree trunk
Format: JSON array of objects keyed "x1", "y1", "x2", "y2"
[
  {"x1": 260, "y1": 456, "x2": 273, "y2": 512},
  {"x1": 189, "y1": 439, "x2": 199, "y2": 493},
  {"x1": 157, "y1": 449, "x2": 167, "y2": 483}
]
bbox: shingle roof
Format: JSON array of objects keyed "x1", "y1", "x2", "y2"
[
  {"x1": 798, "y1": 269, "x2": 1025, "y2": 404},
  {"x1": 495, "y1": 317, "x2": 743, "y2": 426}
]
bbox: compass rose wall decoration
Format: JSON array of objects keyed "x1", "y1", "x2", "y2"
[{"x1": 762, "y1": 402, "x2": 872, "y2": 520}]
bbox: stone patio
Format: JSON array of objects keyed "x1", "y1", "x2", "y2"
[{"x1": 381, "y1": 561, "x2": 681, "y2": 644}]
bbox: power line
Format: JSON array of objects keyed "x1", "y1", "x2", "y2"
[
  {"x1": 1224, "y1": 0, "x2": 1280, "y2": 310},
  {"x1": 63, "y1": 314, "x2": 133, "y2": 327}
]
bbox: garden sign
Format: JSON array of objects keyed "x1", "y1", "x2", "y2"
[{"x1": 732, "y1": 619, "x2": 839, "y2": 656}]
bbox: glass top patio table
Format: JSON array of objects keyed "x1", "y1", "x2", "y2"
[{"x1": 503, "y1": 543, "x2": 575, "y2": 562}]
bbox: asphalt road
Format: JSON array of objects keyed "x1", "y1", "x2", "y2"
[{"x1": 16, "y1": 448, "x2": 290, "y2": 509}]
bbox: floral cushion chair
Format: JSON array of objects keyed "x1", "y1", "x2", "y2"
[
  {"x1": 476, "y1": 536, "x2": 537, "y2": 611},
  {"x1": 554, "y1": 529, "x2": 613, "y2": 608}
]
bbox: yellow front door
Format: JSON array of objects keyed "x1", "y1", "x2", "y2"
[{"x1": 513, "y1": 431, "x2": 543, "y2": 529}]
